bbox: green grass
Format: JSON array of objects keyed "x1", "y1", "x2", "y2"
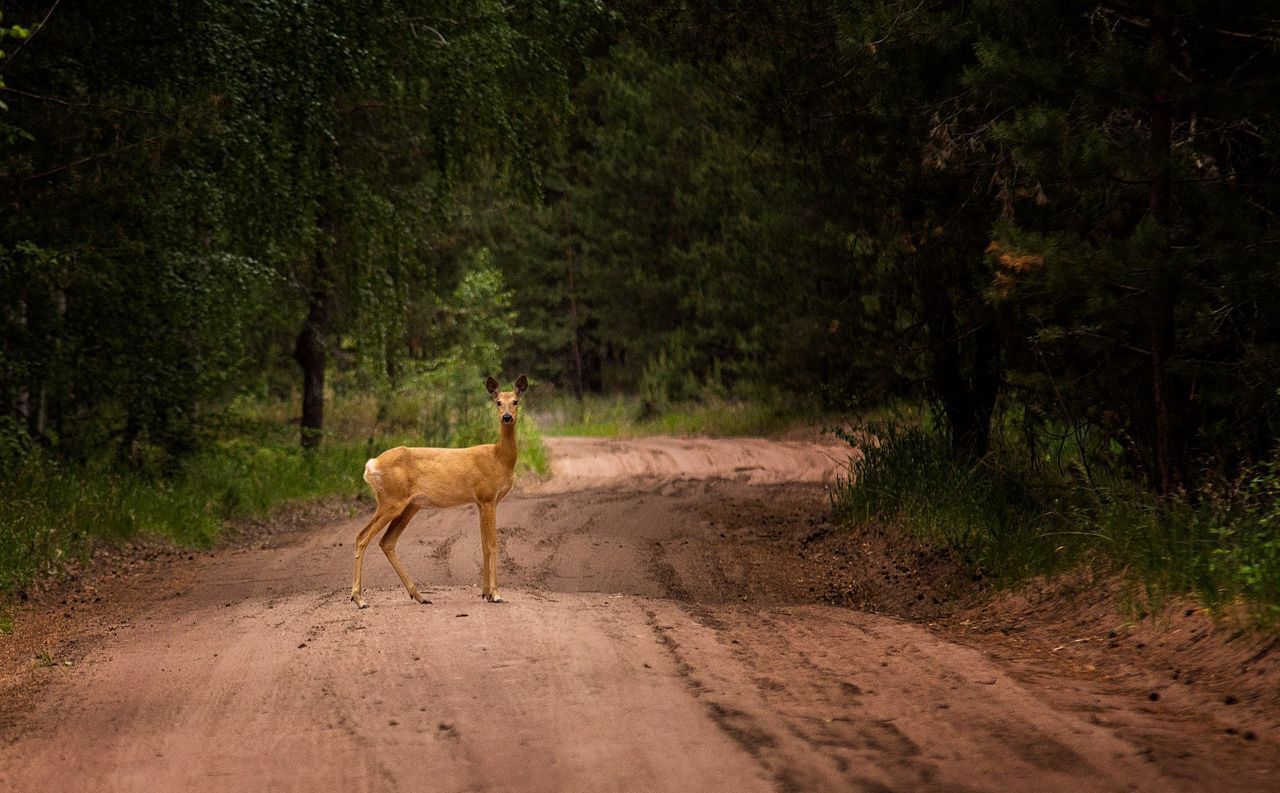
[
  {"x1": 533, "y1": 393, "x2": 814, "y2": 438},
  {"x1": 831, "y1": 423, "x2": 1280, "y2": 623}
]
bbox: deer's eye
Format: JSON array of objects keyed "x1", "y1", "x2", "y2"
[{"x1": 513, "y1": 400, "x2": 518, "y2": 406}]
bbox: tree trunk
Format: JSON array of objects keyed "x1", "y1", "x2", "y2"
[
  {"x1": 566, "y1": 248, "x2": 586, "y2": 402},
  {"x1": 936, "y1": 326, "x2": 1000, "y2": 460},
  {"x1": 385, "y1": 335, "x2": 400, "y2": 386},
  {"x1": 564, "y1": 201, "x2": 585, "y2": 401},
  {"x1": 920, "y1": 264, "x2": 1001, "y2": 460},
  {"x1": 294, "y1": 243, "x2": 331, "y2": 451},
  {"x1": 955, "y1": 320, "x2": 1001, "y2": 459},
  {"x1": 1148, "y1": 1, "x2": 1182, "y2": 494}
]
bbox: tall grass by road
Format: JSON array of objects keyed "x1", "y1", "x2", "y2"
[{"x1": 833, "y1": 424, "x2": 1280, "y2": 622}]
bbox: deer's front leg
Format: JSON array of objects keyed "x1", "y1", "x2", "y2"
[{"x1": 479, "y1": 501, "x2": 502, "y2": 603}]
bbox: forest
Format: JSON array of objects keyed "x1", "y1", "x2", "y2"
[{"x1": 1, "y1": 1, "x2": 1279, "y2": 616}]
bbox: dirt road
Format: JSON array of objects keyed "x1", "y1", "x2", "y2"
[{"x1": 1, "y1": 436, "x2": 1277, "y2": 792}]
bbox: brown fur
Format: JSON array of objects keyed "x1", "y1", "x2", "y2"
[{"x1": 350, "y1": 375, "x2": 527, "y2": 608}]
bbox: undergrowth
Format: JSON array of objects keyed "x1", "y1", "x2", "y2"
[{"x1": 832, "y1": 424, "x2": 1280, "y2": 623}]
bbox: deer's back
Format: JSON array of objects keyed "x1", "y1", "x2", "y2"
[{"x1": 366, "y1": 444, "x2": 511, "y2": 507}]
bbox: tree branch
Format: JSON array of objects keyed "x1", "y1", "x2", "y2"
[{"x1": 0, "y1": 0, "x2": 63, "y2": 74}]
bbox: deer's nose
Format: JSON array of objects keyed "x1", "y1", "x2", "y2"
[{"x1": 502, "y1": 413, "x2": 514, "y2": 423}]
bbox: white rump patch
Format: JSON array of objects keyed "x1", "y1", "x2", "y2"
[{"x1": 363, "y1": 458, "x2": 381, "y2": 487}]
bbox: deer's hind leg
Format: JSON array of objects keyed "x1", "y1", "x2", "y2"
[
  {"x1": 352, "y1": 501, "x2": 403, "y2": 608},
  {"x1": 380, "y1": 504, "x2": 429, "y2": 604}
]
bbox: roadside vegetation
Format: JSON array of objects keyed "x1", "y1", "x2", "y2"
[{"x1": 833, "y1": 419, "x2": 1280, "y2": 623}]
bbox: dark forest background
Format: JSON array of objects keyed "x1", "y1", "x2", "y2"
[{"x1": 2, "y1": 2, "x2": 1279, "y2": 614}]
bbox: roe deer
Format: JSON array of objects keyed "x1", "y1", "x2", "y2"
[{"x1": 351, "y1": 374, "x2": 528, "y2": 608}]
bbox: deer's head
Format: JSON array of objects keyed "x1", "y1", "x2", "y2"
[{"x1": 485, "y1": 374, "x2": 528, "y2": 425}]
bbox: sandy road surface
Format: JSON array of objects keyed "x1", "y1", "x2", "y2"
[{"x1": 1, "y1": 435, "x2": 1277, "y2": 792}]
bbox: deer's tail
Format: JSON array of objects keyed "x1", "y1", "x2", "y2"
[{"x1": 363, "y1": 458, "x2": 382, "y2": 490}]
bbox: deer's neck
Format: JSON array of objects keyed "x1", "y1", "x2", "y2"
[{"x1": 496, "y1": 422, "x2": 518, "y2": 469}]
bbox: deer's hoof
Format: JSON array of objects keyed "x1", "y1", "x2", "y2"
[
  {"x1": 411, "y1": 593, "x2": 432, "y2": 605},
  {"x1": 352, "y1": 594, "x2": 368, "y2": 609},
  {"x1": 484, "y1": 593, "x2": 504, "y2": 604}
]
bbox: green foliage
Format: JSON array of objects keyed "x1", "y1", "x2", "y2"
[
  {"x1": 965, "y1": 0, "x2": 1280, "y2": 486},
  {"x1": 0, "y1": 2, "x2": 571, "y2": 597},
  {"x1": 468, "y1": 42, "x2": 850, "y2": 397},
  {"x1": 620, "y1": 0, "x2": 1280, "y2": 482},
  {"x1": 0, "y1": 8, "x2": 31, "y2": 125},
  {"x1": 638, "y1": 345, "x2": 704, "y2": 417},
  {"x1": 387, "y1": 250, "x2": 537, "y2": 453},
  {"x1": 0, "y1": 0, "x2": 596, "y2": 463}
]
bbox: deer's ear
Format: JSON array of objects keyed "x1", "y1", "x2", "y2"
[
  {"x1": 514, "y1": 374, "x2": 528, "y2": 396},
  {"x1": 485, "y1": 377, "x2": 500, "y2": 398}
]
